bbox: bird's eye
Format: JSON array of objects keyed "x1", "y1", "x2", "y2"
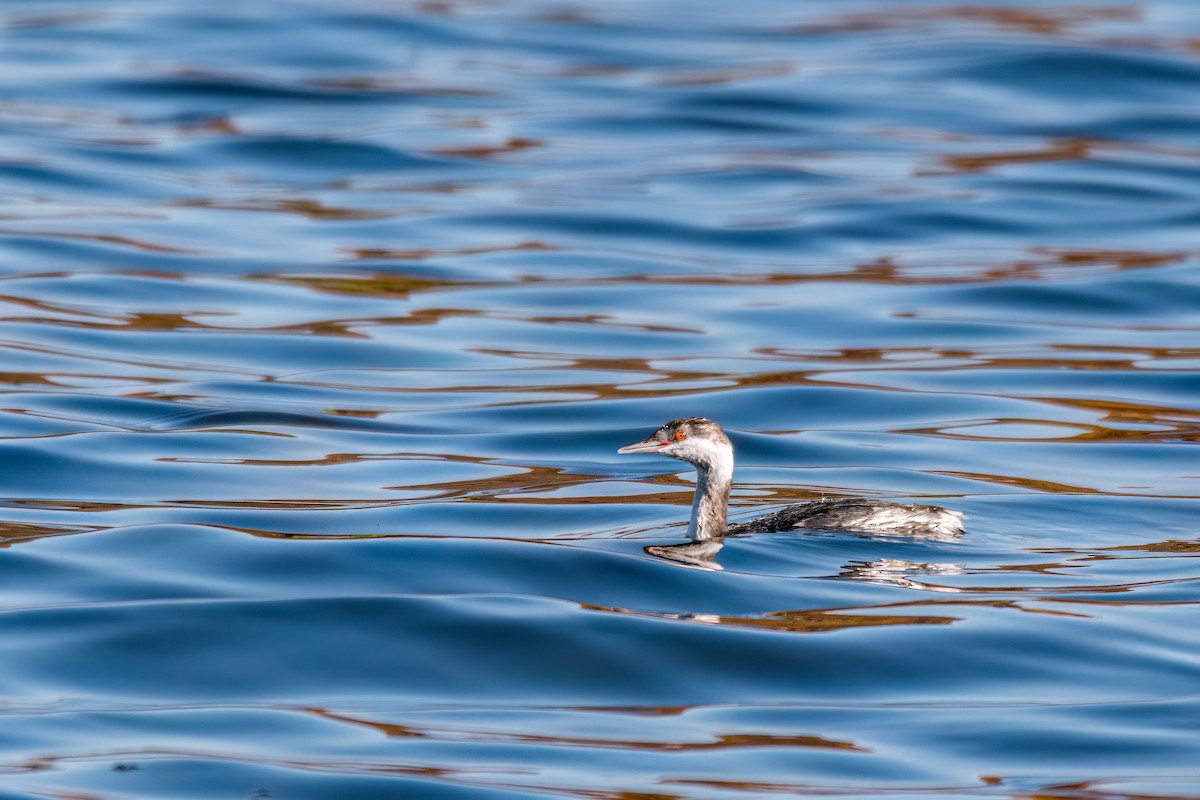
[{"x1": 674, "y1": 431, "x2": 687, "y2": 442}]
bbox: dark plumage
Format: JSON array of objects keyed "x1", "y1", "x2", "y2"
[{"x1": 727, "y1": 498, "x2": 963, "y2": 536}]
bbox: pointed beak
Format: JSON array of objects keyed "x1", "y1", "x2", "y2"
[{"x1": 617, "y1": 437, "x2": 664, "y2": 455}]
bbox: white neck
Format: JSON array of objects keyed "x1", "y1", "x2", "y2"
[{"x1": 685, "y1": 446, "x2": 733, "y2": 541}]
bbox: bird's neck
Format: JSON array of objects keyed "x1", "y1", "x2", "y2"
[{"x1": 686, "y1": 449, "x2": 733, "y2": 541}]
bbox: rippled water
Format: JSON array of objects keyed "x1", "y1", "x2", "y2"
[{"x1": 2, "y1": 1, "x2": 1199, "y2": 797}]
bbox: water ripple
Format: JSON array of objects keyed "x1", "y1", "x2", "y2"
[{"x1": 0, "y1": 0, "x2": 1198, "y2": 796}]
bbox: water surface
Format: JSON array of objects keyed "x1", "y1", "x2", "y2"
[{"x1": 1, "y1": 1, "x2": 1199, "y2": 798}]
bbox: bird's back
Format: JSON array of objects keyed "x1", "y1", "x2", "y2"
[{"x1": 728, "y1": 498, "x2": 964, "y2": 537}]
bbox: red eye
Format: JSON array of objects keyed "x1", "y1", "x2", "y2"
[{"x1": 674, "y1": 431, "x2": 687, "y2": 442}]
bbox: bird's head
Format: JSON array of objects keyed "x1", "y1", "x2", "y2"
[{"x1": 617, "y1": 417, "x2": 732, "y2": 469}]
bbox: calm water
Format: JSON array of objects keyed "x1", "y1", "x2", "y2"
[{"x1": 1, "y1": 1, "x2": 1199, "y2": 797}]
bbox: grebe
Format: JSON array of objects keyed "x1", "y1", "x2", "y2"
[{"x1": 618, "y1": 417, "x2": 964, "y2": 541}]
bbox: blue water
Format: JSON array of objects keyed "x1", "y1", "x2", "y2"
[{"x1": 1, "y1": 1, "x2": 1199, "y2": 797}]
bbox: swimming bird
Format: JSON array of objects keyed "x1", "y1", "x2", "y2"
[{"x1": 617, "y1": 417, "x2": 964, "y2": 541}]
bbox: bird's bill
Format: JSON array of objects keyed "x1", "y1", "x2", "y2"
[{"x1": 617, "y1": 437, "x2": 664, "y2": 455}]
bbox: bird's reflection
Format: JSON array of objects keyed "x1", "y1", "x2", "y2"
[
  {"x1": 644, "y1": 533, "x2": 966, "y2": 587},
  {"x1": 644, "y1": 539, "x2": 726, "y2": 570},
  {"x1": 836, "y1": 558, "x2": 966, "y2": 592}
]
